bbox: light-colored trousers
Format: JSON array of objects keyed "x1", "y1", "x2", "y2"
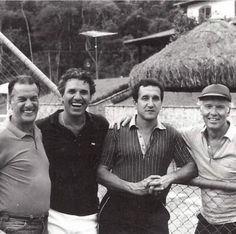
[{"x1": 48, "y1": 209, "x2": 98, "y2": 234}]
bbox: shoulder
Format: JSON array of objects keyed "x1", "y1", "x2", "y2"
[
  {"x1": 182, "y1": 125, "x2": 202, "y2": 139},
  {"x1": 87, "y1": 112, "x2": 109, "y2": 129},
  {"x1": 36, "y1": 110, "x2": 59, "y2": 129},
  {"x1": 0, "y1": 128, "x2": 14, "y2": 151},
  {"x1": 161, "y1": 123, "x2": 181, "y2": 136}
]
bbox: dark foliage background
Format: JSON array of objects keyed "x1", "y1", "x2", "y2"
[{"x1": 0, "y1": 0, "x2": 196, "y2": 83}]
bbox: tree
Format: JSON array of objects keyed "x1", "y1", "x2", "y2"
[{"x1": 170, "y1": 7, "x2": 198, "y2": 41}]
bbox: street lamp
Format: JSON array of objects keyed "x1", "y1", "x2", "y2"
[{"x1": 80, "y1": 30, "x2": 117, "y2": 79}]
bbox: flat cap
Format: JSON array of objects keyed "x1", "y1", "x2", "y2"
[{"x1": 198, "y1": 84, "x2": 231, "y2": 101}]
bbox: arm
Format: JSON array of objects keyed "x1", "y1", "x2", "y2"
[
  {"x1": 188, "y1": 176, "x2": 236, "y2": 191},
  {"x1": 97, "y1": 164, "x2": 160, "y2": 196},
  {"x1": 109, "y1": 114, "x2": 133, "y2": 129},
  {"x1": 148, "y1": 161, "x2": 197, "y2": 192}
]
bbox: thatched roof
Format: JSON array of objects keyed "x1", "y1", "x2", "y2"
[{"x1": 129, "y1": 20, "x2": 236, "y2": 91}]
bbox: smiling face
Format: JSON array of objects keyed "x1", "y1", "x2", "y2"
[
  {"x1": 62, "y1": 79, "x2": 91, "y2": 118},
  {"x1": 10, "y1": 83, "x2": 39, "y2": 131},
  {"x1": 135, "y1": 85, "x2": 162, "y2": 122},
  {"x1": 200, "y1": 97, "x2": 230, "y2": 132}
]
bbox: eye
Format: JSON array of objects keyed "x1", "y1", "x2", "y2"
[
  {"x1": 153, "y1": 96, "x2": 160, "y2": 101},
  {"x1": 18, "y1": 97, "x2": 27, "y2": 102},
  {"x1": 30, "y1": 96, "x2": 39, "y2": 102},
  {"x1": 80, "y1": 90, "x2": 89, "y2": 95},
  {"x1": 204, "y1": 104, "x2": 212, "y2": 109},
  {"x1": 216, "y1": 105, "x2": 226, "y2": 110},
  {"x1": 68, "y1": 89, "x2": 76, "y2": 94},
  {"x1": 141, "y1": 96, "x2": 149, "y2": 100}
]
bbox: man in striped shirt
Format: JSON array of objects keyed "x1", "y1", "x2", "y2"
[{"x1": 97, "y1": 79, "x2": 197, "y2": 234}]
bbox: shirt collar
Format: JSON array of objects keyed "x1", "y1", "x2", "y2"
[
  {"x1": 52, "y1": 109, "x2": 95, "y2": 131},
  {"x1": 201, "y1": 120, "x2": 235, "y2": 141},
  {"x1": 7, "y1": 116, "x2": 38, "y2": 139},
  {"x1": 129, "y1": 114, "x2": 166, "y2": 130}
]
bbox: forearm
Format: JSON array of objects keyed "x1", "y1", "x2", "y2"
[
  {"x1": 168, "y1": 161, "x2": 198, "y2": 184},
  {"x1": 97, "y1": 165, "x2": 133, "y2": 193},
  {"x1": 188, "y1": 176, "x2": 236, "y2": 191}
]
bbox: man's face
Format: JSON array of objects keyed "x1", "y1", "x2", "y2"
[
  {"x1": 200, "y1": 97, "x2": 230, "y2": 131},
  {"x1": 135, "y1": 85, "x2": 162, "y2": 121},
  {"x1": 10, "y1": 83, "x2": 39, "y2": 128},
  {"x1": 62, "y1": 79, "x2": 91, "y2": 117}
]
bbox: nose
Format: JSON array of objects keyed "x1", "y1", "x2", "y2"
[
  {"x1": 25, "y1": 98, "x2": 33, "y2": 107},
  {"x1": 209, "y1": 106, "x2": 217, "y2": 115},
  {"x1": 147, "y1": 98, "x2": 154, "y2": 107},
  {"x1": 74, "y1": 91, "x2": 82, "y2": 99}
]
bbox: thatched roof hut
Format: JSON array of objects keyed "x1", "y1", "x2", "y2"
[{"x1": 129, "y1": 20, "x2": 236, "y2": 91}]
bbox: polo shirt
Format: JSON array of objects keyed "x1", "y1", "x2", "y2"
[
  {"x1": 100, "y1": 115, "x2": 193, "y2": 202},
  {"x1": 183, "y1": 122, "x2": 236, "y2": 224},
  {"x1": 37, "y1": 110, "x2": 109, "y2": 216},
  {"x1": 0, "y1": 120, "x2": 51, "y2": 216}
]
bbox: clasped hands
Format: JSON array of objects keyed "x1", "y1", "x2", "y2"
[{"x1": 129, "y1": 174, "x2": 172, "y2": 196}]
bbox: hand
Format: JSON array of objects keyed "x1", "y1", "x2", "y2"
[
  {"x1": 128, "y1": 175, "x2": 161, "y2": 196},
  {"x1": 148, "y1": 174, "x2": 174, "y2": 196},
  {"x1": 109, "y1": 114, "x2": 133, "y2": 129}
]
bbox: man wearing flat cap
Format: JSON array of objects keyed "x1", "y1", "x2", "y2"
[{"x1": 183, "y1": 84, "x2": 236, "y2": 233}]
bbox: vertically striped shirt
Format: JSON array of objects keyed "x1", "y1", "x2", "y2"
[{"x1": 100, "y1": 115, "x2": 193, "y2": 183}]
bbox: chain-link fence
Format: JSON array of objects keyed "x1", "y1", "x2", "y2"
[
  {"x1": 1, "y1": 31, "x2": 236, "y2": 234},
  {"x1": 98, "y1": 182, "x2": 236, "y2": 234}
]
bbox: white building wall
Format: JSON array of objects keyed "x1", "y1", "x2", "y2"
[{"x1": 187, "y1": 0, "x2": 235, "y2": 20}]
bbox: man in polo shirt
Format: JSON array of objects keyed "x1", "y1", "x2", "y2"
[
  {"x1": 97, "y1": 79, "x2": 197, "y2": 234},
  {"x1": 183, "y1": 84, "x2": 236, "y2": 233},
  {"x1": 0, "y1": 75, "x2": 50, "y2": 233},
  {"x1": 37, "y1": 68, "x2": 109, "y2": 234}
]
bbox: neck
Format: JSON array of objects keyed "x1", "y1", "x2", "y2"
[
  {"x1": 62, "y1": 111, "x2": 86, "y2": 128},
  {"x1": 207, "y1": 122, "x2": 229, "y2": 140},
  {"x1": 136, "y1": 115, "x2": 157, "y2": 131},
  {"x1": 11, "y1": 117, "x2": 34, "y2": 134}
]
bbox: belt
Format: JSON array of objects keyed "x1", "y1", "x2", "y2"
[{"x1": 0, "y1": 212, "x2": 48, "y2": 223}]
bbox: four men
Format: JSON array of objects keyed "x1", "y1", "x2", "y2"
[
  {"x1": 37, "y1": 68, "x2": 109, "y2": 234},
  {"x1": 97, "y1": 79, "x2": 197, "y2": 234},
  {"x1": 0, "y1": 75, "x2": 50, "y2": 233},
  {"x1": 1, "y1": 72, "x2": 234, "y2": 234}
]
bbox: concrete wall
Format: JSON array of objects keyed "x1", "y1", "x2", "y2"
[{"x1": 105, "y1": 105, "x2": 236, "y2": 130}]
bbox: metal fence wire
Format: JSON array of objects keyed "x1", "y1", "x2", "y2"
[{"x1": 98, "y1": 184, "x2": 236, "y2": 234}]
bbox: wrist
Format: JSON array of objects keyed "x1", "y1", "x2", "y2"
[
  {"x1": 165, "y1": 173, "x2": 176, "y2": 184},
  {"x1": 127, "y1": 182, "x2": 136, "y2": 194}
]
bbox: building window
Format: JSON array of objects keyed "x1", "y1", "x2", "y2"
[{"x1": 199, "y1": 5, "x2": 211, "y2": 23}]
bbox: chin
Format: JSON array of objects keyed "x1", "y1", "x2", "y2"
[
  {"x1": 207, "y1": 124, "x2": 221, "y2": 130},
  {"x1": 144, "y1": 117, "x2": 157, "y2": 121},
  {"x1": 71, "y1": 111, "x2": 85, "y2": 117},
  {"x1": 22, "y1": 115, "x2": 37, "y2": 122}
]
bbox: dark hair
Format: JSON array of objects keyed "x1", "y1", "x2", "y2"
[
  {"x1": 132, "y1": 79, "x2": 164, "y2": 102},
  {"x1": 8, "y1": 75, "x2": 40, "y2": 96},
  {"x1": 58, "y1": 68, "x2": 96, "y2": 96}
]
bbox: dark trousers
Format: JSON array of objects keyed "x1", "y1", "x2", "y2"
[
  {"x1": 195, "y1": 213, "x2": 236, "y2": 234},
  {"x1": 99, "y1": 194, "x2": 170, "y2": 234},
  {"x1": 0, "y1": 213, "x2": 48, "y2": 234}
]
